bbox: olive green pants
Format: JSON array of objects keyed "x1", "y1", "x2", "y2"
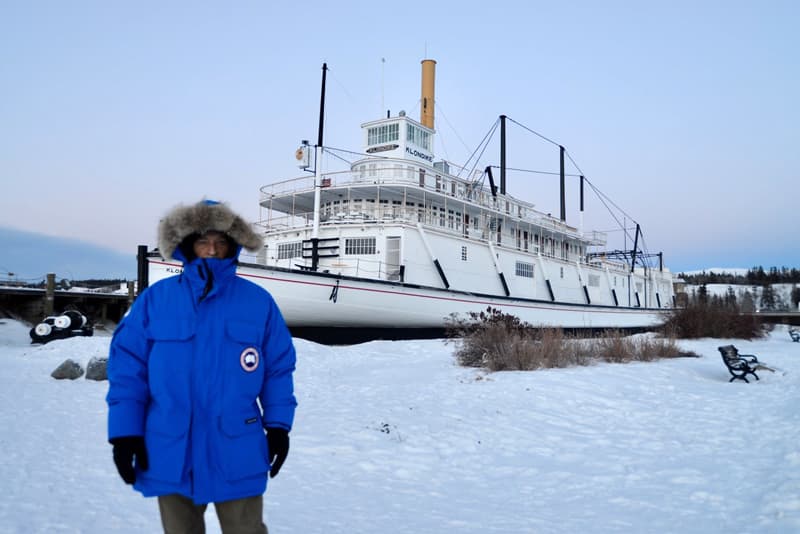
[{"x1": 157, "y1": 493, "x2": 268, "y2": 534}]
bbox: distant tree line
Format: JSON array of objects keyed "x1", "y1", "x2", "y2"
[
  {"x1": 684, "y1": 280, "x2": 800, "y2": 312},
  {"x1": 679, "y1": 266, "x2": 800, "y2": 285}
]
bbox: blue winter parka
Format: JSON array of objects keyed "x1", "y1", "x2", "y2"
[{"x1": 106, "y1": 251, "x2": 297, "y2": 504}]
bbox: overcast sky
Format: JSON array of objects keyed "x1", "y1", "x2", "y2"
[{"x1": 1, "y1": 1, "x2": 797, "y2": 274}]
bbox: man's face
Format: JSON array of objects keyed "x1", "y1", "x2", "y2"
[{"x1": 193, "y1": 231, "x2": 230, "y2": 259}]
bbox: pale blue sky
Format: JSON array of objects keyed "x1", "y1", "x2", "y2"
[{"x1": 1, "y1": 0, "x2": 798, "y2": 274}]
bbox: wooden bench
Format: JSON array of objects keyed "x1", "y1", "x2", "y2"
[
  {"x1": 718, "y1": 345, "x2": 761, "y2": 383},
  {"x1": 790, "y1": 327, "x2": 800, "y2": 342}
]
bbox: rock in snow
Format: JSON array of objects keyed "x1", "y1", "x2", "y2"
[{"x1": 50, "y1": 358, "x2": 84, "y2": 380}]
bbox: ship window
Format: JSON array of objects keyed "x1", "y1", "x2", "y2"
[
  {"x1": 367, "y1": 123, "x2": 399, "y2": 145},
  {"x1": 344, "y1": 237, "x2": 377, "y2": 255},
  {"x1": 461, "y1": 246, "x2": 467, "y2": 261},
  {"x1": 277, "y1": 241, "x2": 303, "y2": 260},
  {"x1": 406, "y1": 123, "x2": 431, "y2": 150},
  {"x1": 515, "y1": 261, "x2": 534, "y2": 278}
]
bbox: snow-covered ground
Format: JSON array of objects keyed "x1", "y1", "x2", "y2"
[{"x1": 1, "y1": 319, "x2": 799, "y2": 533}]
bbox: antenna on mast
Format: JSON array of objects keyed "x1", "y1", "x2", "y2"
[{"x1": 381, "y1": 57, "x2": 386, "y2": 115}]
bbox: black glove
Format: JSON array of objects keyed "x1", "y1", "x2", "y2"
[
  {"x1": 110, "y1": 436, "x2": 148, "y2": 484},
  {"x1": 266, "y1": 427, "x2": 289, "y2": 478}
]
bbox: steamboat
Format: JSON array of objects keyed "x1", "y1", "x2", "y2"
[{"x1": 145, "y1": 59, "x2": 674, "y2": 341}]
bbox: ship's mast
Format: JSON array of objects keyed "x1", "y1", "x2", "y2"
[
  {"x1": 310, "y1": 63, "x2": 327, "y2": 271},
  {"x1": 311, "y1": 63, "x2": 328, "y2": 271}
]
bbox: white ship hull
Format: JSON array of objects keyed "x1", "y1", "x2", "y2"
[{"x1": 148, "y1": 257, "x2": 668, "y2": 330}]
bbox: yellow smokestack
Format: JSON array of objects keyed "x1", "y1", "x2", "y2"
[{"x1": 421, "y1": 59, "x2": 436, "y2": 129}]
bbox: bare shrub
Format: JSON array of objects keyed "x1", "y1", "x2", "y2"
[
  {"x1": 535, "y1": 327, "x2": 569, "y2": 368},
  {"x1": 447, "y1": 308, "x2": 695, "y2": 372},
  {"x1": 446, "y1": 308, "x2": 571, "y2": 371},
  {"x1": 595, "y1": 330, "x2": 636, "y2": 363},
  {"x1": 640, "y1": 334, "x2": 692, "y2": 359},
  {"x1": 445, "y1": 308, "x2": 536, "y2": 369},
  {"x1": 661, "y1": 299, "x2": 766, "y2": 339},
  {"x1": 595, "y1": 331, "x2": 691, "y2": 363}
]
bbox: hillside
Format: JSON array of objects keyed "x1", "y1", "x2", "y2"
[{"x1": 0, "y1": 227, "x2": 137, "y2": 281}]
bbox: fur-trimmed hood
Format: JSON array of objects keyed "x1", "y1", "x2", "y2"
[{"x1": 157, "y1": 199, "x2": 263, "y2": 261}]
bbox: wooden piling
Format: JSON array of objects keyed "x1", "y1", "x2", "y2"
[
  {"x1": 44, "y1": 273, "x2": 55, "y2": 316},
  {"x1": 137, "y1": 245, "x2": 149, "y2": 296}
]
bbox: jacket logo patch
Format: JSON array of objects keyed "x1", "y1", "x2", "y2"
[{"x1": 240, "y1": 347, "x2": 260, "y2": 372}]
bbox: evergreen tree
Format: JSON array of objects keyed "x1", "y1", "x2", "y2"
[
  {"x1": 760, "y1": 284, "x2": 776, "y2": 310},
  {"x1": 768, "y1": 267, "x2": 780, "y2": 283},
  {"x1": 725, "y1": 286, "x2": 737, "y2": 309},
  {"x1": 741, "y1": 290, "x2": 756, "y2": 313},
  {"x1": 697, "y1": 284, "x2": 709, "y2": 305}
]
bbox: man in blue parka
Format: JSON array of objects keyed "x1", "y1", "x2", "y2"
[{"x1": 107, "y1": 199, "x2": 297, "y2": 534}]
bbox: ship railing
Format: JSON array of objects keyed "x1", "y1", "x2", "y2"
[
  {"x1": 258, "y1": 207, "x2": 600, "y2": 266},
  {"x1": 259, "y1": 169, "x2": 359, "y2": 202},
  {"x1": 585, "y1": 258, "x2": 673, "y2": 280},
  {"x1": 259, "y1": 167, "x2": 586, "y2": 234},
  {"x1": 583, "y1": 231, "x2": 607, "y2": 246},
  {"x1": 258, "y1": 212, "x2": 608, "y2": 273},
  {"x1": 533, "y1": 216, "x2": 578, "y2": 234},
  {"x1": 258, "y1": 205, "x2": 422, "y2": 230},
  {"x1": 280, "y1": 255, "x2": 402, "y2": 282},
  {"x1": 587, "y1": 258, "x2": 630, "y2": 273},
  {"x1": 259, "y1": 175, "x2": 315, "y2": 199},
  {"x1": 255, "y1": 212, "x2": 315, "y2": 232},
  {"x1": 256, "y1": 203, "x2": 584, "y2": 244}
]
